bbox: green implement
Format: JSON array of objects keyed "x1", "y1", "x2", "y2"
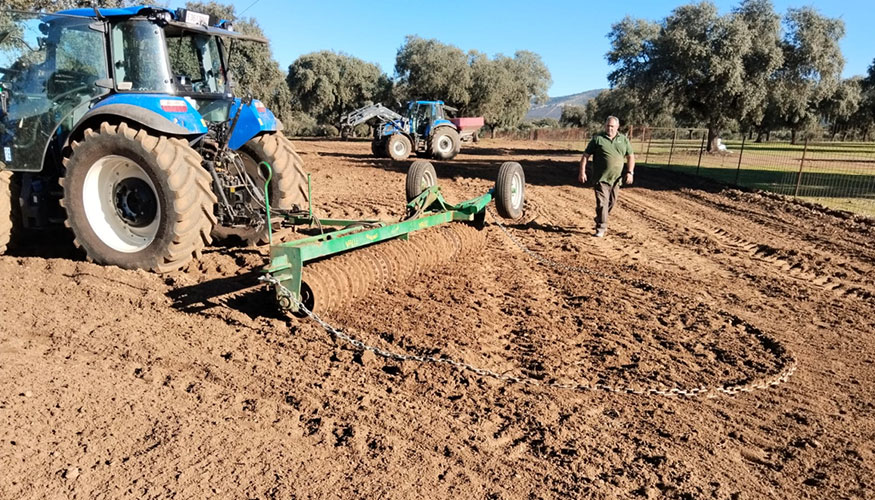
[{"x1": 262, "y1": 160, "x2": 525, "y2": 315}]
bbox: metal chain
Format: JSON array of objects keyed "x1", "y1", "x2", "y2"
[{"x1": 261, "y1": 266, "x2": 796, "y2": 398}]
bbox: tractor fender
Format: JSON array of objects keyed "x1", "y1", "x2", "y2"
[
  {"x1": 80, "y1": 94, "x2": 209, "y2": 137},
  {"x1": 226, "y1": 98, "x2": 279, "y2": 150}
]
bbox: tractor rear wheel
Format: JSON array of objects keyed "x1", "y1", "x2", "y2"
[
  {"x1": 386, "y1": 134, "x2": 412, "y2": 161},
  {"x1": 60, "y1": 122, "x2": 217, "y2": 273},
  {"x1": 494, "y1": 161, "x2": 525, "y2": 219},
  {"x1": 405, "y1": 160, "x2": 437, "y2": 202},
  {"x1": 429, "y1": 127, "x2": 460, "y2": 160},
  {"x1": 212, "y1": 133, "x2": 308, "y2": 245},
  {"x1": 0, "y1": 171, "x2": 13, "y2": 254}
]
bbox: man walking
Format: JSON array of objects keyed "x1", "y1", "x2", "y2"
[{"x1": 578, "y1": 116, "x2": 635, "y2": 237}]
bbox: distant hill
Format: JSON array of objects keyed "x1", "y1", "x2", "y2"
[{"x1": 525, "y1": 89, "x2": 606, "y2": 121}]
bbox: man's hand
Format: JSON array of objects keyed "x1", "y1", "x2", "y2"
[
  {"x1": 579, "y1": 154, "x2": 589, "y2": 185},
  {"x1": 624, "y1": 172, "x2": 634, "y2": 185}
]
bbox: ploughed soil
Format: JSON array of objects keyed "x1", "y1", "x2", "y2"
[{"x1": 1, "y1": 138, "x2": 874, "y2": 499}]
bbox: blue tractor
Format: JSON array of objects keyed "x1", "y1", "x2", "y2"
[
  {"x1": 0, "y1": 7, "x2": 308, "y2": 272},
  {"x1": 342, "y1": 100, "x2": 484, "y2": 161}
]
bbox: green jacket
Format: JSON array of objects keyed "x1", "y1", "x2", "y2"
[{"x1": 584, "y1": 132, "x2": 634, "y2": 185}]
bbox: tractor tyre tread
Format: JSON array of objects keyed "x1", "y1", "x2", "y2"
[
  {"x1": 405, "y1": 160, "x2": 437, "y2": 202},
  {"x1": 429, "y1": 127, "x2": 460, "y2": 160},
  {"x1": 60, "y1": 121, "x2": 217, "y2": 272},
  {"x1": 386, "y1": 134, "x2": 412, "y2": 161},
  {"x1": 212, "y1": 132, "x2": 308, "y2": 246},
  {"x1": 495, "y1": 161, "x2": 525, "y2": 220}
]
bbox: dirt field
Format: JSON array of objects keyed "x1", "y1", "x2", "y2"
[{"x1": 1, "y1": 138, "x2": 874, "y2": 499}]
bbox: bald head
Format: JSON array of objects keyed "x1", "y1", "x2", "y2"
[{"x1": 605, "y1": 116, "x2": 619, "y2": 138}]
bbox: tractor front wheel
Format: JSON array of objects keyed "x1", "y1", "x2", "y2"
[
  {"x1": 386, "y1": 134, "x2": 412, "y2": 161},
  {"x1": 429, "y1": 127, "x2": 460, "y2": 160},
  {"x1": 61, "y1": 122, "x2": 217, "y2": 272},
  {"x1": 212, "y1": 133, "x2": 308, "y2": 245},
  {"x1": 494, "y1": 161, "x2": 525, "y2": 219},
  {"x1": 370, "y1": 139, "x2": 386, "y2": 158}
]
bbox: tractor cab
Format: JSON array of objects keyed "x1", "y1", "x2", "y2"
[
  {"x1": 0, "y1": 7, "x2": 270, "y2": 173},
  {"x1": 406, "y1": 100, "x2": 454, "y2": 138},
  {"x1": 0, "y1": 11, "x2": 109, "y2": 172}
]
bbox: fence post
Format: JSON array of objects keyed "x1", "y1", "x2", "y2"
[
  {"x1": 696, "y1": 131, "x2": 706, "y2": 175},
  {"x1": 644, "y1": 127, "x2": 653, "y2": 165},
  {"x1": 734, "y1": 135, "x2": 747, "y2": 185},
  {"x1": 794, "y1": 138, "x2": 809, "y2": 197},
  {"x1": 667, "y1": 128, "x2": 678, "y2": 168}
]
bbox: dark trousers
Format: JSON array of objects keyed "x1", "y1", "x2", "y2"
[{"x1": 594, "y1": 180, "x2": 621, "y2": 231}]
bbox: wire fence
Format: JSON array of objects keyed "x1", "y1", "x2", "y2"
[
  {"x1": 492, "y1": 126, "x2": 875, "y2": 217},
  {"x1": 492, "y1": 128, "x2": 590, "y2": 142},
  {"x1": 631, "y1": 127, "x2": 875, "y2": 217}
]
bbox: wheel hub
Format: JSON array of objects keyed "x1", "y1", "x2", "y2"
[
  {"x1": 82, "y1": 155, "x2": 161, "y2": 253},
  {"x1": 114, "y1": 178, "x2": 157, "y2": 227},
  {"x1": 438, "y1": 136, "x2": 452, "y2": 153}
]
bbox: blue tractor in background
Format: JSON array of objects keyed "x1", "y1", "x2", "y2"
[
  {"x1": 0, "y1": 6, "x2": 308, "y2": 272},
  {"x1": 342, "y1": 100, "x2": 484, "y2": 161}
]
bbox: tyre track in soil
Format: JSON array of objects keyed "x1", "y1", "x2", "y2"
[
  {"x1": 619, "y1": 187, "x2": 875, "y2": 302},
  {"x1": 681, "y1": 188, "x2": 875, "y2": 265},
  {"x1": 330, "y1": 189, "x2": 792, "y2": 398},
  {"x1": 502, "y1": 184, "x2": 736, "y2": 301}
]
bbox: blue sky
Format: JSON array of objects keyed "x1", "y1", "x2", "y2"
[{"x1": 169, "y1": 0, "x2": 874, "y2": 98}]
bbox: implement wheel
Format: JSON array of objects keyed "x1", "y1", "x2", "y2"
[
  {"x1": 494, "y1": 161, "x2": 525, "y2": 219},
  {"x1": 60, "y1": 122, "x2": 217, "y2": 272},
  {"x1": 429, "y1": 127, "x2": 460, "y2": 160},
  {"x1": 212, "y1": 133, "x2": 308, "y2": 245},
  {"x1": 405, "y1": 160, "x2": 437, "y2": 202},
  {"x1": 386, "y1": 134, "x2": 412, "y2": 161}
]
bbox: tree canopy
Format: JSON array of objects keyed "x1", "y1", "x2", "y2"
[
  {"x1": 604, "y1": 0, "x2": 858, "y2": 145},
  {"x1": 607, "y1": 0, "x2": 785, "y2": 149},
  {"x1": 287, "y1": 51, "x2": 390, "y2": 129},
  {"x1": 394, "y1": 36, "x2": 550, "y2": 130}
]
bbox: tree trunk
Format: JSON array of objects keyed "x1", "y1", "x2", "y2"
[
  {"x1": 707, "y1": 127, "x2": 720, "y2": 153},
  {"x1": 755, "y1": 129, "x2": 765, "y2": 143},
  {"x1": 790, "y1": 128, "x2": 797, "y2": 145}
]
